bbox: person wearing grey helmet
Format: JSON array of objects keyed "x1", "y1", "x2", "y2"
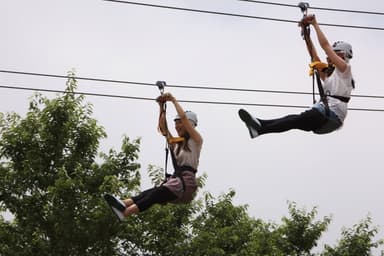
[
  {"x1": 239, "y1": 14, "x2": 355, "y2": 138},
  {"x1": 104, "y1": 92, "x2": 203, "y2": 220}
]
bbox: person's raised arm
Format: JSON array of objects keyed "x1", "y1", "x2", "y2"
[
  {"x1": 300, "y1": 19, "x2": 321, "y2": 62},
  {"x1": 156, "y1": 96, "x2": 173, "y2": 139},
  {"x1": 308, "y1": 15, "x2": 348, "y2": 73},
  {"x1": 164, "y1": 93, "x2": 202, "y2": 145}
]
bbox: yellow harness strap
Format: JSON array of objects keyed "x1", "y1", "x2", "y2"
[
  {"x1": 167, "y1": 136, "x2": 184, "y2": 144},
  {"x1": 309, "y1": 61, "x2": 329, "y2": 76}
]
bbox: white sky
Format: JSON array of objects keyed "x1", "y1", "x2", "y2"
[{"x1": 2, "y1": 0, "x2": 384, "y2": 253}]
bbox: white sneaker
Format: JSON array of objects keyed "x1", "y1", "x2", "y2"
[
  {"x1": 238, "y1": 109, "x2": 261, "y2": 138},
  {"x1": 111, "y1": 206, "x2": 125, "y2": 221},
  {"x1": 104, "y1": 194, "x2": 126, "y2": 221}
]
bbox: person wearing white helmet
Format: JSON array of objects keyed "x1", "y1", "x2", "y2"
[
  {"x1": 174, "y1": 110, "x2": 198, "y2": 127},
  {"x1": 104, "y1": 92, "x2": 203, "y2": 220},
  {"x1": 239, "y1": 14, "x2": 355, "y2": 138}
]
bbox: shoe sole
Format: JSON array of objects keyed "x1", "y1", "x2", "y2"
[
  {"x1": 238, "y1": 109, "x2": 261, "y2": 128},
  {"x1": 238, "y1": 109, "x2": 260, "y2": 138},
  {"x1": 104, "y1": 194, "x2": 126, "y2": 221},
  {"x1": 104, "y1": 194, "x2": 126, "y2": 211}
]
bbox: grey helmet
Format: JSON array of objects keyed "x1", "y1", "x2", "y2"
[
  {"x1": 174, "y1": 111, "x2": 198, "y2": 127},
  {"x1": 332, "y1": 41, "x2": 353, "y2": 59}
]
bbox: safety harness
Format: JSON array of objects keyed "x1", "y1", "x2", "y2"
[
  {"x1": 156, "y1": 81, "x2": 197, "y2": 191},
  {"x1": 299, "y1": 3, "x2": 350, "y2": 116}
]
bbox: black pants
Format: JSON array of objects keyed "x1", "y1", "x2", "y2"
[
  {"x1": 132, "y1": 186, "x2": 177, "y2": 212},
  {"x1": 258, "y1": 108, "x2": 327, "y2": 135}
]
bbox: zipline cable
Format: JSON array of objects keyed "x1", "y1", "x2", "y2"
[
  {"x1": 102, "y1": 0, "x2": 384, "y2": 31},
  {"x1": 238, "y1": 0, "x2": 384, "y2": 16},
  {"x1": 0, "y1": 69, "x2": 383, "y2": 100},
  {"x1": 1, "y1": 84, "x2": 384, "y2": 112}
]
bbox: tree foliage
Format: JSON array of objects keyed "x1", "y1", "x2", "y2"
[
  {"x1": 321, "y1": 216, "x2": 384, "y2": 256},
  {"x1": 0, "y1": 74, "x2": 140, "y2": 255},
  {"x1": 0, "y1": 74, "x2": 382, "y2": 255}
]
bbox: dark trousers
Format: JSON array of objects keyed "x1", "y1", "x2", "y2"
[
  {"x1": 132, "y1": 186, "x2": 177, "y2": 212},
  {"x1": 258, "y1": 108, "x2": 327, "y2": 135}
]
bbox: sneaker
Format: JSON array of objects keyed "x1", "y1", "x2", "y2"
[
  {"x1": 104, "y1": 194, "x2": 126, "y2": 221},
  {"x1": 238, "y1": 109, "x2": 261, "y2": 138}
]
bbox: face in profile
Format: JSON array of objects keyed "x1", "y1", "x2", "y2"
[{"x1": 174, "y1": 119, "x2": 186, "y2": 137}]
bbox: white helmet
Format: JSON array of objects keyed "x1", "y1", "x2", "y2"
[
  {"x1": 332, "y1": 41, "x2": 353, "y2": 59},
  {"x1": 174, "y1": 111, "x2": 198, "y2": 127}
]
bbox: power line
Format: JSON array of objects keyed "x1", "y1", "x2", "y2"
[
  {"x1": 1, "y1": 84, "x2": 384, "y2": 113},
  {"x1": 1, "y1": 69, "x2": 383, "y2": 100},
  {"x1": 103, "y1": 0, "x2": 298, "y2": 24},
  {"x1": 0, "y1": 84, "x2": 153, "y2": 101},
  {"x1": 102, "y1": 0, "x2": 384, "y2": 31},
  {"x1": 238, "y1": 0, "x2": 384, "y2": 16}
]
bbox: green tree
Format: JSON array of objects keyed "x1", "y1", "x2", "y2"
[
  {"x1": 1, "y1": 73, "x2": 382, "y2": 256},
  {"x1": 239, "y1": 202, "x2": 331, "y2": 256},
  {"x1": 275, "y1": 202, "x2": 331, "y2": 256},
  {"x1": 187, "y1": 189, "x2": 255, "y2": 256},
  {"x1": 0, "y1": 74, "x2": 141, "y2": 255},
  {"x1": 321, "y1": 216, "x2": 384, "y2": 256}
]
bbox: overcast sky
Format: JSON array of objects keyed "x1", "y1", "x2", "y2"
[{"x1": 2, "y1": 0, "x2": 384, "y2": 253}]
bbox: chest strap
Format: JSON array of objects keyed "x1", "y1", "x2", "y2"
[{"x1": 328, "y1": 95, "x2": 350, "y2": 103}]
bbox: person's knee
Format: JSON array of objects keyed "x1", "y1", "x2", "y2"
[
  {"x1": 135, "y1": 186, "x2": 177, "y2": 212},
  {"x1": 298, "y1": 109, "x2": 327, "y2": 131}
]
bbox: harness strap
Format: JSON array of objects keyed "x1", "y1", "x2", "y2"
[
  {"x1": 302, "y1": 22, "x2": 331, "y2": 116},
  {"x1": 164, "y1": 145, "x2": 171, "y2": 178},
  {"x1": 173, "y1": 165, "x2": 197, "y2": 176},
  {"x1": 168, "y1": 147, "x2": 197, "y2": 191},
  {"x1": 313, "y1": 70, "x2": 330, "y2": 116},
  {"x1": 168, "y1": 147, "x2": 197, "y2": 176},
  {"x1": 158, "y1": 102, "x2": 173, "y2": 180},
  {"x1": 157, "y1": 94, "x2": 184, "y2": 179},
  {"x1": 329, "y1": 95, "x2": 350, "y2": 103}
]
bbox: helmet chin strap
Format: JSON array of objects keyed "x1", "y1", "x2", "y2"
[
  {"x1": 335, "y1": 51, "x2": 350, "y2": 62},
  {"x1": 189, "y1": 120, "x2": 196, "y2": 128}
]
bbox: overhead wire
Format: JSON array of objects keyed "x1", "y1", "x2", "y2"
[
  {"x1": 2, "y1": 2, "x2": 384, "y2": 111},
  {"x1": 103, "y1": 0, "x2": 298, "y2": 25},
  {"x1": 1, "y1": 69, "x2": 383, "y2": 100},
  {"x1": 102, "y1": 0, "x2": 384, "y2": 31},
  {"x1": 238, "y1": 0, "x2": 384, "y2": 16},
  {"x1": 1, "y1": 84, "x2": 384, "y2": 112},
  {"x1": 1, "y1": 6, "x2": 383, "y2": 115},
  {"x1": 0, "y1": 84, "x2": 153, "y2": 102}
]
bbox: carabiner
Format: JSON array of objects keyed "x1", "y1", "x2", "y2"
[{"x1": 156, "y1": 81, "x2": 166, "y2": 95}]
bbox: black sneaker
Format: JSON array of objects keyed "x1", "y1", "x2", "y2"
[
  {"x1": 238, "y1": 109, "x2": 261, "y2": 138},
  {"x1": 104, "y1": 194, "x2": 126, "y2": 221}
]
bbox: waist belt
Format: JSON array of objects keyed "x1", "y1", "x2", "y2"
[
  {"x1": 171, "y1": 165, "x2": 197, "y2": 192},
  {"x1": 173, "y1": 165, "x2": 197, "y2": 177},
  {"x1": 329, "y1": 95, "x2": 350, "y2": 103}
]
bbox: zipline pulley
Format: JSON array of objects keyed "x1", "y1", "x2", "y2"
[
  {"x1": 298, "y1": 2, "x2": 311, "y2": 40},
  {"x1": 298, "y1": 2, "x2": 309, "y2": 16},
  {"x1": 156, "y1": 80, "x2": 166, "y2": 95}
]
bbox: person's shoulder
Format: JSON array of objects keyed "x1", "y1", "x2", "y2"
[
  {"x1": 190, "y1": 135, "x2": 203, "y2": 147},
  {"x1": 336, "y1": 63, "x2": 352, "y2": 76}
]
